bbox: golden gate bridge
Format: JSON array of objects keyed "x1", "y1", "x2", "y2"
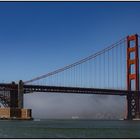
[{"x1": 0, "y1": 34, "x2": 139, "y2": 120}]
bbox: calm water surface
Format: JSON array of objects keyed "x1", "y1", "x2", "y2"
[{"x1": 0, "y1": 119, "x2": 140, "y2": 138}]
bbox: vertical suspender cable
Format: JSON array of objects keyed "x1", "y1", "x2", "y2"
[
  {"x1": 104, "y1": 52, "x2": 105, "y2": 88},
  {"x1": 108, "y1": 50, "x2": 109, "y2": 88},
  {"x1": 112, "y1": 47, "x2": 114, "y2": 89},
  {"x1": 116, "y1": 46, "x2": 118, "y2": 89}
]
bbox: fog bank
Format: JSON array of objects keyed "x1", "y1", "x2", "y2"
[{"x1": 24, "y1": 93, "x2": 126, "y2": 119}]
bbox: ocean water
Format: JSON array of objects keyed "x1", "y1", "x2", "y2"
[{"x1": 0, "y1": 119, "x2": 140, "y2": 138}]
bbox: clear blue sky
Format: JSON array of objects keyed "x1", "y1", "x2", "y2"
[{"x1": 0, "y1": 2, "x2": 140, "y2": 83}]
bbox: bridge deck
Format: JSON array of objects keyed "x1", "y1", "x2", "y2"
[
  {"x1": 24, "y1": 85, "x2": 128, "y2": 95},
  {"x1": 0, "y1": 83, "x2": 138, "y2": 96}
]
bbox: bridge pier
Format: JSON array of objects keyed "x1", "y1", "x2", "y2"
[
  {"x1": 10, "y1": 81, "x2": 18, "y2": 108},
  {"x1": 18, "y1": 80, "x2": 24, "y2": 108},
  {"x1": 126, "y1": 93, "x2": 140, "y2": 120}
]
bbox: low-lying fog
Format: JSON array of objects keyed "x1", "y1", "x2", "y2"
[{"x1": 24, "y1": 93, "x2": 126, "y2": 119}]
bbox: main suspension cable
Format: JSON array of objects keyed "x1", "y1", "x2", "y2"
[{"x1": 24, "y1": 37, "x2": 126, "y2": 84}]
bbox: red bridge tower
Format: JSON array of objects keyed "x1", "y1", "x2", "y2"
[{"x1": 127, "y1": 34, "x2": 140, "y2": 120}]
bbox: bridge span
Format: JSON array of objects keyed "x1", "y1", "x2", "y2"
[
  {"x1": 0, "y1": 82, "x2": 129, "y2": 95},
  {"x1": 0, "y1": 34, "x2": 140, "y2": 120}
]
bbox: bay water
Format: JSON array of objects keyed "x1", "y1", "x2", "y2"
[{"x1": 0, "y1": 119, "x2": 140, "y2": 138}]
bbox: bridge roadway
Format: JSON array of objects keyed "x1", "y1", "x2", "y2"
[{"x1": 0, "y1": 83, "x2": 138, "y2": 96}]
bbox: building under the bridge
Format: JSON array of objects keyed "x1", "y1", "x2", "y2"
[
  {"x1": 0, "y1": 108, "x2": 32, "y2": 120},
  {"x1": 0, "y1": 80, "x2": 32, "y2": 120}
]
